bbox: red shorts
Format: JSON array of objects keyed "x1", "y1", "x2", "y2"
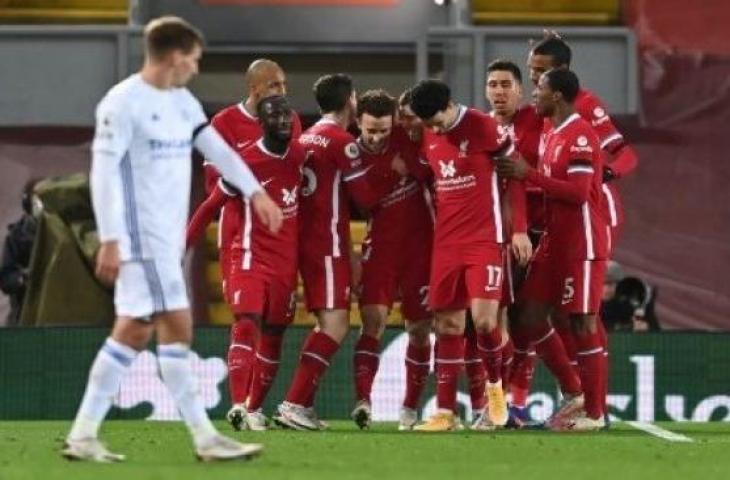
[
  {"x1": 429, "y1": 244, "x2": 504, "y2": 311},
  {"x1": 299, "y1": 253, "x2": 351, "y2": 311},
  {"x1": 520, "y1": 248, "x2": 607, "y2": 315},
  {"x1": 360, "y1": 239, "x2": 431, "y2": 321},
  {"x1": 225, "y1": 274, "x2": 296, "y2": 324}
]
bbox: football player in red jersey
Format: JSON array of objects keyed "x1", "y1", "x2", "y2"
[
  {"x1": 274, "y1": 74, "x2": 402, "y2": 430},
  {"x1": 185, "y1": 59, "x2": 303, "y2": 431},
  {"x1": 218, "y1": 95, "x2": 304, "y2": 431},
  {"x1": 407, "y1": 80, "x2": 524, "y2": 431},
  {"x1": 484, "y1": 60, "x2": 541, "y2": 426},
  {"x1": 347, "y1": 90, "x2": 435, "y2": 430},
  {"x1": 497, "y1": 69, "x2": 609, "y2": 431},
  {"x1": 527, "y1": 34, "x2": 636, "y2": 420},
  {"x1": 527, "y1": 35, "x2": 637, "y2": 254}
]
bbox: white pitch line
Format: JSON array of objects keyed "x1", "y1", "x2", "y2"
[{"x1": 626, "y1": 421, "x2": 694, "y2": 443}]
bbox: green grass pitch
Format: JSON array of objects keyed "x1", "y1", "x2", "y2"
[{"x1": 0, "y1": 421, "x2": 728, "y2": 480}]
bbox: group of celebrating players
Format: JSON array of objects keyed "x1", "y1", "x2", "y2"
[
  {"x1": 62, "y1": 17, "x2": 639, "y2": 464},
  {"x1": 189, "y1": 34, "x2": 638, "y2": 433}
]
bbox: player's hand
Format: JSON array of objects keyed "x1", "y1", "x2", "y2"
[
  {"x1": 391, "y1": 154, "x2": 408, "y2": 176},
  {"x1": 95, "y1": 241, "x2": 121, "y2": 286},
  {"x1": 251, "y1": 190, "x2": 283, "y2": 234},
  {"x1": 511, "y1": 232, "x2": 533, "y2": 267},
  {"x1": 496, "y1": 153, "x2": 530, "y2": 180}
]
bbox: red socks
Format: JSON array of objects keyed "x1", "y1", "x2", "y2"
[
  {"x1": 403, "y1": 342, "x2": 431, "y2": 410},
  {"x1": 435, "y1": 334, "x2": 464, "y2": 411},
  {"x1": 247, "y1": 333, "x2": 283, "y2": 412},
  {"x1": 476, "y1": 328, "x2": 503, "y2": 384},
  {"x1": 501, "y1": 338, "x2": 514, "y2": 389},
  {"x1": 531, "y1": 324, "x2": 582, "y2": 396},
  {"x1": 285, "y1": 331, "x2": 340, "y2": 407},
  {"x1": 574, "y1": 330, "x2": 604, "y2": 419},
  {"x1": 464, "y1": 331, "x2": 486, "y2": 411},
  {"x1": 227, "y1": 317, "x2": 258, "y2": 405},
  {"x1": 353, "y1": 334, "x2": 380, "y2": 403}
]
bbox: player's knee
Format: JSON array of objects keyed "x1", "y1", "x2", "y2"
[
  {"x1": 570, "y1": 314, "x2": 597, "y2": 335},
  {"x1": 111, "y1": 319, "x2": 153, "y2": 350},
  {"x1": 406, "y1": 319, "x2": 432, "y2": 346}
]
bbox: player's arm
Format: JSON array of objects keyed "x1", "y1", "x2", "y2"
[
  {"x1": 505, "y1": 179, "x2": 532, "y2": 265},
  {"x1": 585, "y1": 98, "x2": 638, "y2": 181},
  {"x1": 89, "y1": 98, "x2": 132, "y2": 285},
  {"x1": 496, "y1": 153, "x2": 593, "y2": 205},
  {"x1": 185, "y1": 179, "x2": 234, "y2": 249},
  {"x1": 193, "y1": 124, "x2": 282, "y2": 233},
  {"x1": 603, "y1": 141, "x2": 638, "y2": 182}
]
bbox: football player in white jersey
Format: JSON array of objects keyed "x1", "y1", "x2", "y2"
[{"x1": 62, "y1": 16, "x2": 282, "y2": 463}]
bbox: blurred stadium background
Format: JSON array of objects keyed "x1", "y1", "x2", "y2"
[{"x1": 0, "y1": 0, "x2": 728, "y2": 428}]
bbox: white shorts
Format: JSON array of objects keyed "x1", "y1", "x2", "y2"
[{"x1": 114, "y1": 258, "x2": 189, "y2": 319}]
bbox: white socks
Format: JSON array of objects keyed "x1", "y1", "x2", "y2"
[
  {"x1": 157, "y1": 343, "x2": 217, "y2": 447},
  {"x1": 68, "y1": 337, "x2": 137, "y2": 440}
]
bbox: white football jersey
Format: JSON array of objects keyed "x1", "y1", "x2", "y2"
[{"x1": 91, "y1": 73, "x2": 207, "y2": 262}]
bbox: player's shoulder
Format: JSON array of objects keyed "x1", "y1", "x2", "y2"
[
  {"x1": 575, "y1": 88, "x2": 610, "y2": 119},
  {"x1": 564, "y1": 115, "x2": 600, "y2": 148},
  {"x1": 514, "y1": 104, "x2": 542, "y2": 128},
  {"x1": 98, "y1": 74, "x2": 144, "y2": 113},
  {"x1": 212, "y1": 103, "x2": 242, "y2": 122},
  {"x1": 464, "y1": 107, "x2": 495, "y2": 125}
]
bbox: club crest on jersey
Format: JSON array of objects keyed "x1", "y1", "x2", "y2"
[
  {"x1": 439, "y1": 160, "x2": 456, "y2": 178},
  {"x1": 282, "y1": 186, "x2": 298, "y2": 206},
  {"x1": 345, "y1": 142, "x2": 361, "y2": 160},
  {"x1": 570, "y1": 135, "x2": 594, "y2": 154},
  {"x1": 459, "y1": 139, "x2": 469, "y2": 158}
]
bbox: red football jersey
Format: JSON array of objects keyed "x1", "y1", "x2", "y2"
[
  {"x1": 536, "y1": 113, "x2": 608, "y2": 261},
  {"x1": 298, "y1": 118, "x2": 393, "y2": 259},
  {"x1": 422, "y1": 106, "x2": 505, "y2": 247},
  {"x1": 202, "y1": 102, "x2": 302, "y2": 271},
  {"x1": 359, "y1": 127, "x2": 434, "y2": 249},
  {"x1": 205, "y1": 102, "x2": 303, "y2": 193},
  {"x1": 228, "y1": 138, "x2": 304, "y2": 282},
  {"x1": 574, "y1": 89, "x2": 625, "y2": 228},
  {"x1": 494, "y1": 104, "x2": 546, "y2": 231}
]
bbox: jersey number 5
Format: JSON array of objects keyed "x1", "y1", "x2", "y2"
[{"x1": 561, "y1": 277, "x2": 575, "y2": 305}]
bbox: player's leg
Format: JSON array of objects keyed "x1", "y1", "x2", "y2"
[
  {"x1": 352, "y1": 254, "x2": 394, "y2": 428},
  {"x1": 516, "y1": 253, "x2": 583, "y2": 404},
  {"x1": 465, "y1": 248, "x2": 508, "y2": 428},
  {"x1": 400, "y1": 316, "x2": 432, "y2": 430},
  {"x1": 399, "y1": 241, "x2": 434, "y2": 430},
  {"x1": 155, "y1": 308, "x2": 262, "y2": 459},
  {"x1": 463, "y1": 316, "x2": 486, "y2": 417},
  {"x1": 414, "y1": 309, "x2": 465, "y2": 432},
  {"x1": 245, "y1": 283, "x2": 295, "y2": 430},
  {"x1": 63, "y1": 260, "x2": 160, "y2": 462},
  {"x1": 276, "y1": 255, "x2": 349, "y2": 430},
  {"x1": 550, "y1": 260, "x2": 608, "y2": 431},
  {"x1": 351, "y1": 304, "x2": 387, "y2": 429},
  {"x1": 225, "y1": 276, "x2": 268, "y2": 430},
  {"x1": 63, "y1": 316, "x2": 153, "y2": 462}
]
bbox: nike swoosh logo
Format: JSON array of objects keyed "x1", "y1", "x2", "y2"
[
  {"x1": 429, "y1": 144, "x2": 438, "y2": 150},
  {"x1": 236, "y1": 141, "x2": 251, "y2": 149},
  {"x1": 261, "y1": 178, "x2": 275, "y2": 187}
]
